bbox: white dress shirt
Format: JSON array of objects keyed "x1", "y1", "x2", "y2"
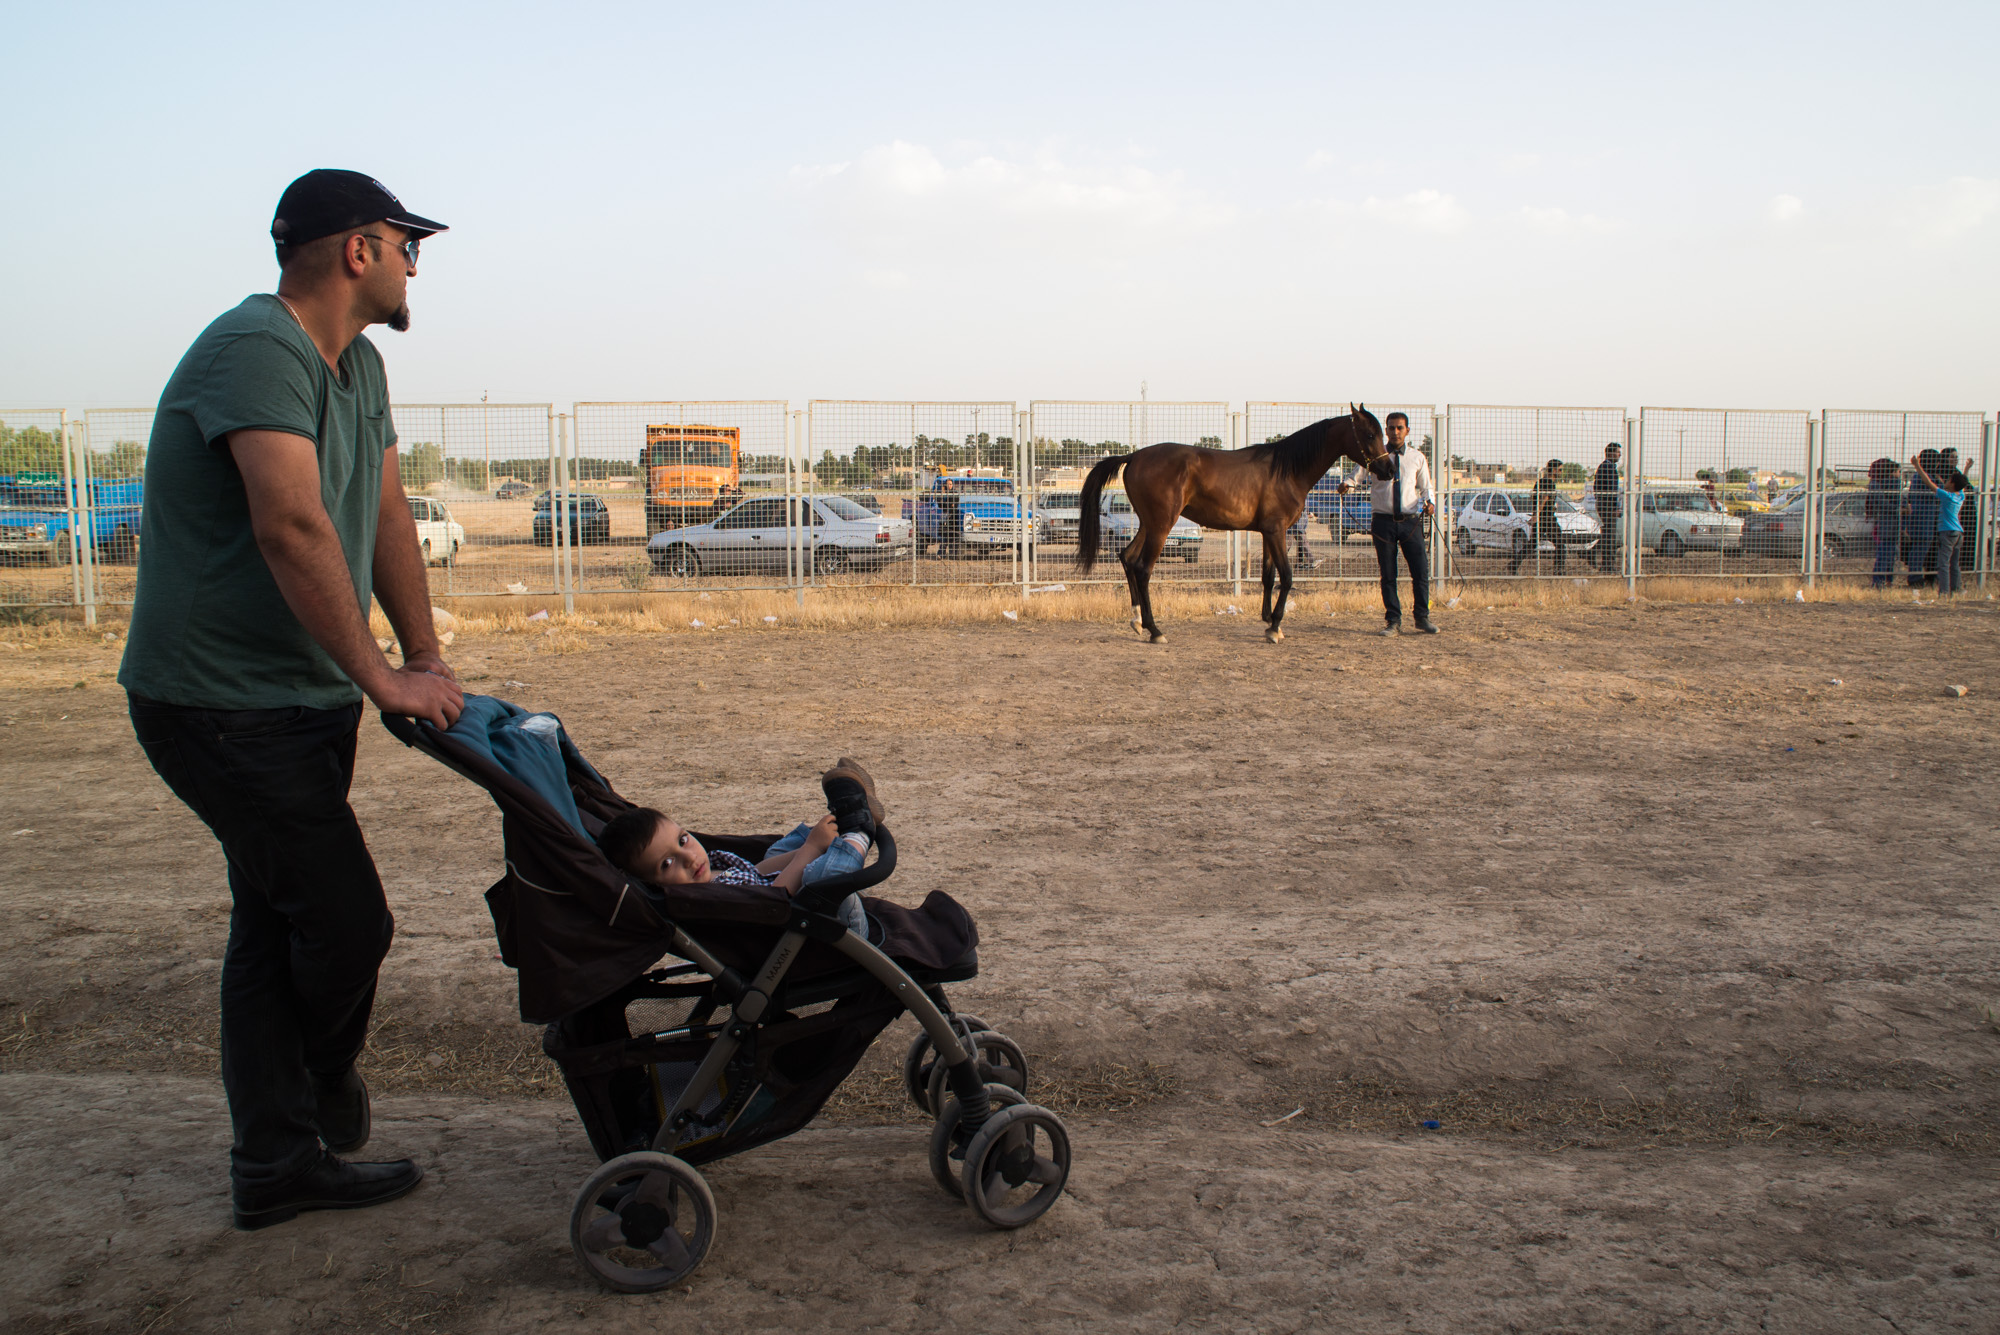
[{"x1": 1344, "y1": 445, "x2": 1433, "y2": 519}]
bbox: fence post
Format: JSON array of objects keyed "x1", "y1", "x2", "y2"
[
  {"x1": 1803, "y1": 416, "x2": 1821, "y2": 589},
  {"x1": 1980, "y1": 417, "x2": 1994, "y2": 592},
  {"x1": 1019, "y1": 410, "x2": 1032, "y2": 599},
  {"x1": 1624, "y1": 417, "x2": 1639, "y2": 592},
  {"x1": 564, "y1": 412, "x2": 578, "y2": 614},
  {"x1": 71, "y1": 415, "x2": 100, "y2": 627},
  {"x1": 1426, "y1": 411, "x2": 1444, "y2": 593},
  {"x1": 1230, "y1": 410, "x2": 1245, "y2": 596}
]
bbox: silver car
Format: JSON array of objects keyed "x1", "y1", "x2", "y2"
[
  {"x1": 1035, "y1": 490, "x2": 1204, "y2": 561},
  {"x1": 1639, "y1": 489, "x2": 1744, "y2": 557},
  {"x1": 647, "y1": 494, "x2": 912, "y2": 578}
]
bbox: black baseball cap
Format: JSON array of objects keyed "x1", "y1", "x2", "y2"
[{"x1": 271, "y1": 169, "x2": 448, "y2": 249}]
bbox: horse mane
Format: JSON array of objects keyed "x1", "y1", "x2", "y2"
[{"x1": 1247, "y1": 414, "x2": 1371, "y2": 487}]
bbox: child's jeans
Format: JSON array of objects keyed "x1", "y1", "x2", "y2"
[
  {"x1": 1934, "y1": 531, "x2": 1963, "y2": 595},
  {"x1": 768, "y1": 823, "x2": 870, "y2": 936}
]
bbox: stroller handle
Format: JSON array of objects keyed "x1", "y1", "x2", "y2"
[{"x1": 791, "y1": 824, "x2": 898, "y2": 917}]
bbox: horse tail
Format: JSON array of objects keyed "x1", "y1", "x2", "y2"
[{"x1": 1074, "y1": 452, "x2": 1129, "y2": 573}]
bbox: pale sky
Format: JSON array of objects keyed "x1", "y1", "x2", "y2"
[{"x1": 4, "y1": 1, "x2": 1995, "y2": 418}]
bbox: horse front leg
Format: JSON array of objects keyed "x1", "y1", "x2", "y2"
[
  {"x1": 1119, "y1": 534, "x2": 1147, "y2": 635},
  {"x1": 1260, "y1": 537, "x2": 1278, "y2": 624},
  {"x1": 1266, "y1": 529, "x2": 1294, "y2": 644}
]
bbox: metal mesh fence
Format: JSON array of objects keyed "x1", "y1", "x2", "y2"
[
  {"x1": 79, "y1": 409, "x2": 153, "y2": 607},
  {"x1": 0, "y1": 409, "x2": 79, "y2": 611},
  {"x1": 570, "y1": 401, "x2": 792, "y2": 593},
  {"x1": 806, "y1": 401, "x2": 1020, "y2": 588},
  {"x1": 1245, "y1": 402, "x2": 1439, "y2": 584},
  {"x1": 388, "y1": 403, "x2": 559, "y2": 597},
  {"x1": 1025, "y1": 401, "x2": 1231, "y2": 587},
  {"x1": 1442, "y1": 405, "x2": 1629, "y2": 580},
  {"x1": 1820, "y1": 410, "x2": 1987, "y2": 589},
  {"x1": 1638, "y1": 408, "x2": 1811, "y2": 579}
]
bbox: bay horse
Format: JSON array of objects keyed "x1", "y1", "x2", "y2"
[{"x1": 1074, "y1": 406, "x2": 1391, "y2": 644}]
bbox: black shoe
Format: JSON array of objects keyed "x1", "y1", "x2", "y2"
[
  {"x1": 1412, "y1": 620, "x2": 1440, "y2": 634},
  {"x1": 1379, "y1": 624, "x2": 1399, "y2": 637},
  {"x1": 311, "y1": 1066, "x2": 370, "y2": 1155},
  {"x1": 233, "y1": 1151, "x2": 423, "y2": 1231},
  {"x1": 821, "y1": 758, "x2": 884, "y2": 839}
]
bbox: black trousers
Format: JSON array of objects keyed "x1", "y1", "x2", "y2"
[
  {"x1": 128, "y1": 694, "x2": 393, "y2": 1192},
  {"x1": 1370, "y1": 513, "x2": 1430, "y2": 626}
]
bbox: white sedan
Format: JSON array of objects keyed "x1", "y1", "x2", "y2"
[
  {"x1": 1453, "y1": 489, "x2": 1600, "y2": 558},
  {"x1": 408, "y1": 495, "x2": 464, "y2": 565}
]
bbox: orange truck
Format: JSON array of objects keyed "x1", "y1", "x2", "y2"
[{"x1": 644, "y1": 424, "x2": 742, "y2": 533}]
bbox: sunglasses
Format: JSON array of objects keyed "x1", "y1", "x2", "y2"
[{"x1": 359, "y1": 233, "x2": 421, "y2": 266}]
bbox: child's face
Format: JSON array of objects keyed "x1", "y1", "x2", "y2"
[{"x1": 634, "y1": 818, "x2": 710, "y2": 884}]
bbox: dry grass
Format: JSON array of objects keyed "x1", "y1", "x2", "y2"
[{"x1": 346, "y1": 575, "x2": 1985, "y2": 644}]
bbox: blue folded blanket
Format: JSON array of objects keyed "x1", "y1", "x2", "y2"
[{"x1": 445, "y1": 695, "x2": 590, "y2": 835}]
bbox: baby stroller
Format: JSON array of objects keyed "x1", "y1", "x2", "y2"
[{"x1": 383, "y1": 699, "x2": 1071, "y2": 1293}]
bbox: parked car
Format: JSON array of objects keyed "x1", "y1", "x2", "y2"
[
  {"x1": 1638, "y1": 489, "x2": 1744, "y2": 557},
  {"x1": 533, "y1": 492, "x2": 612, "y2": 546},
  {"x1": 1035, "y1": 489, "x2": 1202, "y2": 561},
  {"x1": 408, "y1": 495, "x2": 464, "y2": 565},
  {"x1": 1452, "y1": 489, "x2": 1600, "y2": 557},
  {"x1": 0, "y1": 475, "x2": 143, "y2": 565},
  {"x1": 1102, "y1": 491, "x2": 1204, "y2": 562},
  {"x1": 1740, "y1": 491, "x2": 1874, "y2": 559},
  {"x1": 647, "y1": 494, "x2": 912, "y2": 577},
  {"x1": 841, "y1": 493, "x2": 883, "y2": 514},
  {"x1": 906, "y1": 473, "x2": 1032, "y2": 555},
  {"x1": 494, "y1": 478, "x2": 533, "y2": 500},
  {"x1": 1302, "y1": 471, "x2": 1373, "y2": 539}
]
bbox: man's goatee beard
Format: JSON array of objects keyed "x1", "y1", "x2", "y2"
[{"x1": 387, "y1": 302, "x2": 411, "y2": 333}]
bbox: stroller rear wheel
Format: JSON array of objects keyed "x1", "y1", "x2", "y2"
[
  {"x1": 902, "y1": 1013, "x2": 991, "y2": 1114},
  {"x1": 925, "y1": 1029, "x2": 1029, "y2": 1116},
  {"x1": 928, "y1": 1083, "x2": 1025, "y2": 1201},
  {"x1": 962, "y1": 1103, "x2": 1071, "y2": 1229},
  {"x1": 570, "y1": 1151, "x2": 715, "y2": 1294}
]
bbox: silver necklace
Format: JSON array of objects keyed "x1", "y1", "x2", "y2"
[{"x1": 274, "y1": 293, "x2": 305, "y2": 328}]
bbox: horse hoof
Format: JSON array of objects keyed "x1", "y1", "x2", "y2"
[
  {"x1": 1266, "y1": 628, "x2": 1284, "y2": 643},
  {"x1": 1149, "y1": 631, "x2": 1168, "y2": 644}
]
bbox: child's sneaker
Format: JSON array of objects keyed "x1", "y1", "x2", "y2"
[{"x1": 821, "y1": 758, "x2": 884, "y2": 838}]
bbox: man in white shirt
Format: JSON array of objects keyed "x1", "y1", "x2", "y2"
[{"x1": 1338, "y1": 411, "x2": 1437, "y2": 635}]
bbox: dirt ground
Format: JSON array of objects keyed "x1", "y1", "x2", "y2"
[{"x1": 3, "y1": 595, "x2": 1998, "y2": 1333}]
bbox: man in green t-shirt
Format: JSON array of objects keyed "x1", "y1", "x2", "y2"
[{"x1": 121, "y1": 170, "x2": 464, "y2": 1231}]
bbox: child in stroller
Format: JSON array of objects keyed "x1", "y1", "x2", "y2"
[
  {"x1": 599, "y1": 759, "x2": 884, "y2": 939},
  {"x1": 383, "y1": 700, "x2": 1070, "y2": 1294}
]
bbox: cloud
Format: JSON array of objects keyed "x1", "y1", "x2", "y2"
[
  {"x1": 1519, "y1": 205, "x2": 1616, "y2": 235},
  {"x1": 792, "y1": 140, "x2": 1236, "y2": 265},
  {"x1": 1357, "y1": 189, "x2": 1469, "y2": 235},
  {"x1": 1904, "y1": 176, "x2": 2000, "y2": 244},
  {"x1": 1767, "y1": 194, "x2": 1804, "y2": 224},
  {"x1": 1303, "y1": 149, "x2": 1335, "y2": 172}
]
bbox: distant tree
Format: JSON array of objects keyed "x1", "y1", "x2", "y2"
[
  {"x1": 1694, "y1": 468, "x2": 1715, "y2": 481},
  {"x1": 96, "y1": 440, "x2": 147, "y2": 479},
  {"x1": 403, "y1": 441, "x2": 445, "y2": 489},
  {"x1": 1557, "y1": 462, "x2": 1588, "y2": 484},
  {"x1": 1726, "y1": 467, "x2": 1751, "y2": 484},
  {"x1": 1198, "y1": 435, "x2": 1222, "y2": 448},
  {"x1": 0, "y1": 421, "x2": 65, "y2": 476}
]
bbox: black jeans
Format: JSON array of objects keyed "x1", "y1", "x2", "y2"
[
  {"x1": 1371, "y1": 513, "x2": 1430, "y2": 626},
  {"x1": 127, "y1": 694, "x2": 393, "y2": 1193}
]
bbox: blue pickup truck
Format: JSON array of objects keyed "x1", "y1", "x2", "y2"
[
  {"x1": 0, "y1": 476, "x2": 144, "y2": 565},
  {"x1": 902, "y1": 473, "x2": 1034, "y2": 555},
  {"x1": 1303, "y1": 471, "x2": 1372, "y2": 538}
]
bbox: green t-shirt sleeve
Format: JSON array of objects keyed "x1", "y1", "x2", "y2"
[{"x1": 191, "y1": 330, "x2": 321, "y2": 452}]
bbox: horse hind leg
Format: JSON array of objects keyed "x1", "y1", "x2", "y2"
[
  {"x1": 1128, "y1": 531, "x2": 1168, "y2": 643},
  {"x1": 1119, "y1": 538, "x2": 1148, "y2": 636},
  {"x1": 1265, "y1": 532, "x2": 1294, "y2": 643}
]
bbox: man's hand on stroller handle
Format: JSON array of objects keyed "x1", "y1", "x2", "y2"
[{"x1": 373, "y1": 663, "x2": 464, "y2": 729}]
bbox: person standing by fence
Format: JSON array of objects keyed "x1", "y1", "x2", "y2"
[
  {"x1": 1512, "y1": 459, "x2": 1566, "y2": 575},
  {"x1": 118, "y1": 170, "x2": 463, "y2": 1231},
  {"x1": 1910, "y1": 452, "x2": 1966, "y2": 597},
  {"x1": 1339, "y1": 410, "x2": 1436, "y2": 635},
  {"x1": 1866, "y1": 457, "x2": 1902, "y2": 588},
  {"x1": 1592, "y1": 442, "x2": 1622, "y2": 573},
  {"x1": 1904, "y1": 449, "x2": 1940, "y2": 588}
]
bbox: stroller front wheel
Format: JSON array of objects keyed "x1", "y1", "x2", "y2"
[
  {"x1": 902, "y1": 1013, "x2": 992, "y2": 1115},
  {"x1": 570, "y1": 1151, "x2": 715, "y2": 1294},
  {"x1": 925, "y1": 1029, "x2": 1029, "y2": 1115},
  {"x1": 928, "y1": 1083, "x2": 1026, "y2": 1201},
  {"x1": 962, "y1": 1103, "x2": 1071, "y2": 1229}
]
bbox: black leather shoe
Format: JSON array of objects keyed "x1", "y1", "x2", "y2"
[
  {"x1": 1412, "y1": 620, "x2": 1441, "y2": 634},
  {"x1": 311, "y1": 1066, "x2": 371, "y2": 1154},
  {"x1": 233, "y1": 1151, "x2": 423, "y2": 1231}
]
